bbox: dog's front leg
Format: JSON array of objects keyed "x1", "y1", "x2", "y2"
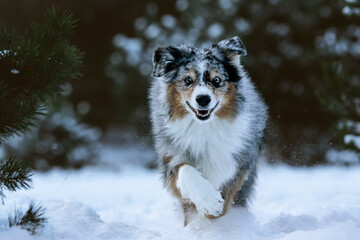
[{"x1": 176, "y1": 164, "x2": 224, "y2": 218}]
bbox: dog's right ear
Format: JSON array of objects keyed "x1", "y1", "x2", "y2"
[
  {"x1": 152, "y1": 46, "x2": 193, "y2": 78},
  {"x1": 152, "y1": 47, "x2": 169, "y2": 78}
]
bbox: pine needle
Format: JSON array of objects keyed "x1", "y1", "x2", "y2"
[{"x1": 8, "y1": 202, "x2": 47, "y2": 235}]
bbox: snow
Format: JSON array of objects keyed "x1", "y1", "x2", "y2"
[
  {"x1": 326, "y1": 149, "x2": 360, "y2": 165},
  {"x1": 344, "y1": 134, "x2": 360, "y2": 149},
  {"x1": 207, "y1": 23, "x2": 224, "y2": 39},
  {"x1": 266, "y1": 22, "x2": 290, "y2": 37},
  {"x1": 0, "y1": 49, "x2": 10, "y2": 57},
  {"x1": 10, "y1": 69, "x2": 20, "y2": 74},
  {"x1": 343, "y1": 5, "x2": 360, "y2": 16},
  {"x1": 145, "y1": 24, "x2": 161, "y2": 40},
  {"x1": 234, "y1": 18, "x2": 251, "y2": 34},
  {"x1": 112, "y1": 34, "x2": 143, "y2": 66},
  {"x1": 175, "y1": 0, "x2": 189, "y2": 12},
  {"x1": 161, "y1": 15, "x2": 177, "y2": 29},
  {"x1": 0, "y1": 159, "x2": 360, "y2": 240},
  {"x1": 177, "y1": 165, "x2": 224, "y2": 217}
]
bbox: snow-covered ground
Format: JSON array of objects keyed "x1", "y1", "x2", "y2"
[{"x1": 0, "y1": 156, "x2": 360, "y2": 240}]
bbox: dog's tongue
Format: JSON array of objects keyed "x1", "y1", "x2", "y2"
[{"x1": 197, "y1": 110, "x2": 209, "y2": 115}]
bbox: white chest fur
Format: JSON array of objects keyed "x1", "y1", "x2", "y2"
[{"x1": 166, "y1": 114, "x2": 251, "y2": 189}]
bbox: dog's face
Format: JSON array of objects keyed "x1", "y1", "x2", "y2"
[{"x1": 152, "y1": 37, "x2": 247, "y2": 123}]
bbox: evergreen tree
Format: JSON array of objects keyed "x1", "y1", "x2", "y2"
[
  {"x1": 0, "y1": 7, "x2": 83, "y2": 233},
  {"x1": 0, "y1": 7, "x2": 83, "y2": 141},
  {"x1": 316, "y1": 61, "x2": 360, "y2": 164},
  {"x1": 315, "y1": 0, "x2": 360, "y2": 164}
]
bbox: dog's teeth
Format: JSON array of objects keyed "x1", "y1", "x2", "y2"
[{"x1": 196, "y1": 109, "x2": 210, "y2": 118}]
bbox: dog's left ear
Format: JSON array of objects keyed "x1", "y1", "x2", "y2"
[{"x1": 213, "y1": 36, "x2": 247, "y2": 62}]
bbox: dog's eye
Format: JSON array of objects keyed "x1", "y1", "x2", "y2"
[
  {"x1": 213, "y1": 77, "x2": 221, "y2": 87},
  {"x1": 184, "y1": 77, "x2": 193, "y2": 86}
]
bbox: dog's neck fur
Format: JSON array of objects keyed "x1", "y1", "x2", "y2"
[{"x1": 165, "y1": 107, "x2": 253, "y2": 189}]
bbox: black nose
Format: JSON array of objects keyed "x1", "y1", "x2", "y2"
[{"x1": 196, "y1": 95, "x2": 211, "y2": 107}]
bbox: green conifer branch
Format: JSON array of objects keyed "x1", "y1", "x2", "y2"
[
  {"x1": 0, "y1": 7, "x2": 84, "y2": 142},
  {"x1": 8, "y1": 202, "x2": 47, "y2": 235},
  {"x1": 0, "y1": 156, "x2": 33, "y2": 203}
]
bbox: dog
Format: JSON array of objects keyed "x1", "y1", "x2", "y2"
[{"x1": 149, "y1": 37, "x2": 268, "y2": 226}]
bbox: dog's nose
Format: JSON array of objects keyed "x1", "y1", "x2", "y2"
[{"x1": 196, "y1": 95, "x2": 211, "y2": 107}]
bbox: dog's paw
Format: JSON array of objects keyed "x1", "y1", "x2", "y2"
[
  {"x1": 176, "y1": 165, "x2": 224, "y2": 218},
  {"x1": 195, "y1": 190, "x2": 224, "y2": 217}
]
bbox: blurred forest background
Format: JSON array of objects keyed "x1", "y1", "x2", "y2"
[{"x1": 1, "y1": 0, "x2": 359, "y2": 170}]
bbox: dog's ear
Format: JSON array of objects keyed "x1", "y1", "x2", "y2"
[
  {"x1": 152, "y1": 46, "x2": 193, "y2": 78},
  {"x1": 213, "y1": 36, "x2": 247, "y2": 62}
]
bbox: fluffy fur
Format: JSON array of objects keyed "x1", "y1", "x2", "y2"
[{"x1": 149, "y1": 37, "x2": 268, "y2": 226}]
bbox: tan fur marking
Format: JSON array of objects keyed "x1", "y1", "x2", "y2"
[
  {"x1": 215, "y1": 82, "x2": 238, "y2": 120},
  {"x1": 204, "y1": 170, "x2": 249, "y2": 219},
  {"x1": 182, "y1": 201, "x2": 197, "y2": 226},
  {"x1": 186, "y1": 69, "x2": 197, "y2": 80},
  {"x1": 167, "y1": 82, "x2": 188, "y2": 120},
  {"x1": 163, "y1": 156, "x2": 172, "y2": 164},
  {"x1": 209, "y1": 70, "x2": 226, "y2": 83},
  {"x1": 182, "y1": 69, "x2": 196, "y2": 100},
  {"x1": 204, "y1": 212, "x2": 221, "y2": 220},
  {"x1": 168, "y1": 163, "x2": 188, "y2": 199},
  {"x1": 210, "y1": 69, "x2": 218, "y2": 80},
  {"x1": 222, "y1": 170, "x2": 249, "y2": 214},
  {"x1": 226, "y1": 51, "x2": 238, "y2": 61},
  {"x1": 167, "y1": 163, "x2": 198, "y2": 226}
]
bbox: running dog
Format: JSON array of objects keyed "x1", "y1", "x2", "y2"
[{"x1": 149, "y1": 37, "x2": 268, "y2": 226}]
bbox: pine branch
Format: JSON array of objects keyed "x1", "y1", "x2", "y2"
[
  {"x1": 0, "y1": 100, "x2": 45, "y2": 142},
  {"x1": 8, "y1": 202, "x2": 47, "y2": 235},
  {"x1": 0, "y1": 156, "x2": 33, "y2": 203},
  {"x1": 0, "y1": 26, "x2": 16, "y2": 50},
  {"x1": 0, "y1": 7, "x2": 84, "y2": 143}
]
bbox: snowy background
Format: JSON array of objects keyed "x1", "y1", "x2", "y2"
[
  {"x1": 1, "y1": 147, "x2": 359, "y2": 240},
  {"x1": 1, "y1": 0, "x2": 360, "y2": 239}
]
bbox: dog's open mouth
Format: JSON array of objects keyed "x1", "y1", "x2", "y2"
[{"x1": 186, "y1": 101, "x2": 219, "y2": 121}]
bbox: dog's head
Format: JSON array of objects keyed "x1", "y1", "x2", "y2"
[{"x1": 152, "y1": 37, "x2": 247, "y2": 123}]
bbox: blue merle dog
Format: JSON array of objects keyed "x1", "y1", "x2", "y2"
[{"x1": 149, "y1": 37, "x2": 268, "y2": 226}]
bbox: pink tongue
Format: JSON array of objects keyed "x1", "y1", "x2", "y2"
[{"x1": 198, "y1": 110, "x2": 209, "y2": 115}]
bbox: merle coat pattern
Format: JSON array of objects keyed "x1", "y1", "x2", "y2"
[{"x1": 149, "y1": 37, "x2": 268, "y2": 226}]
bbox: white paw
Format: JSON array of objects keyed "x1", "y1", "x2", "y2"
[
  {"x1": 195, "y1": 190, "x2": 224, "y2": 217},
  {"x1": 176, "y1": 165, "x2": 224, "y2": 217}
]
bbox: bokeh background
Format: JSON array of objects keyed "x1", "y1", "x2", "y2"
[{"x1": 1, "y1": 0, "x2": 359, "y2": 170}]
